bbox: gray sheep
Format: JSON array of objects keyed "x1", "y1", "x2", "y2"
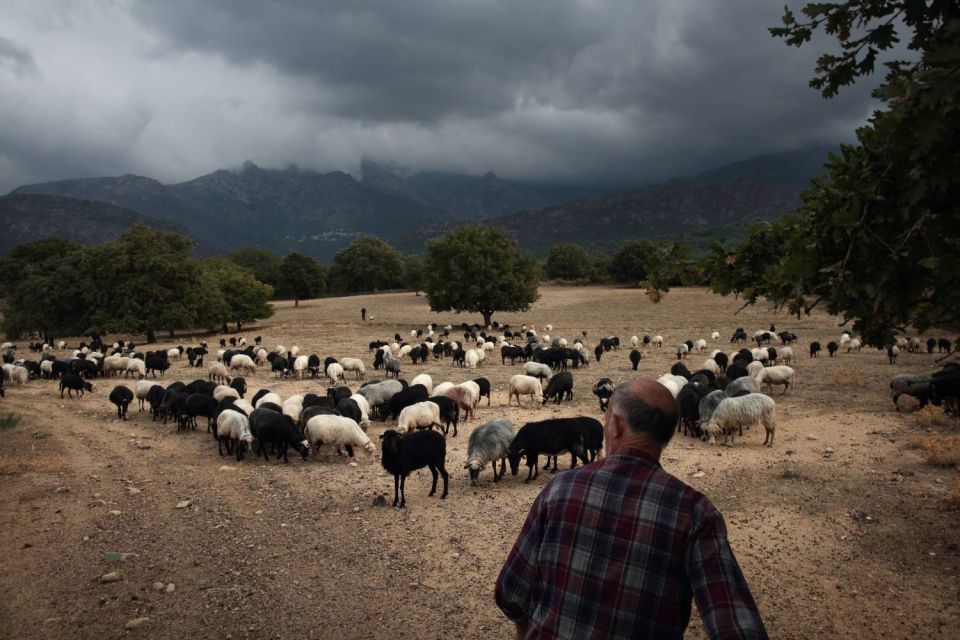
[{"x1": 464, "y1": 417, "x2": 516, "y2": 484}]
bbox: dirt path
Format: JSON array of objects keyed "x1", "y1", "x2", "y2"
[{"x1": 1, "y1": 286, "x2": 958, "y2": 639}]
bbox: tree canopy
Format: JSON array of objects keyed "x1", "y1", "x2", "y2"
[
  {"x1": 544, "y1": 244, "x2": 596, "y2": 281},
  {"x1": 280, "y1": 251, "x2": 326, "y2": 304},
  {"x1": 705, "y1": 1, "x2": 960, "y2": 345},
  {"x1": 424, "y1": 226, "x2": 540, "y2": 326},
  {"x1": 0, "y1": 225, "x2": 274, "y2": 341},
  {"x1": 328, "y1": 236, "x2": 405, "y2": 293},
  {"x1": 403, "y1": 255, "x2": 426, "y2": 295}
]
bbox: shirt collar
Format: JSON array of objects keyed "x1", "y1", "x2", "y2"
[{"x1": 608, "y1": 446, "x2": 662, "y2": 468}]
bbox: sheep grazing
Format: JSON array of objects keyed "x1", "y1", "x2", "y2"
[
  {"x1": 704, "y1": 394, "x2": 776, "y2": 446},
  {"x1": 216, "y1": 410, "x2": 254, "y2": 460},
  {"x1": 630, "y1": 335, "x2": 639, "y2": 348},
  {"x1": 887, "y1": 345, "x2": 900, "y2": 364},
  {"x1": 509, "y1": 374, "x2": 543, "y2": 406},
  {"x1": 213, "y1": 385, "x2": 240, "y2": 402},
  {"x1": 209, "y1": 362, "x2": 233, "y2": 384},
  {"x1": 385, "y1": 354, "x2": 401, "y2": 378},
  {"x1": 675, "y1": 343, "x2": 689, "y2": 360},
  {"x1": 134, "y1": 380, "x2": 160, "y2": 411},
  {"x1": 379, "y1": 429, "x2": 449, "y2": 507},
  {"x1": 255, "y1": 391, "x2": 282, "y2": 409},
  {"x1": 726, "y1": 376, "x2": 760, "y2": 396},
  {"x1": 629, "y1": 349, "x2": 641, "y2": 370},
  {"x1": 938, "y1": 337, "x2": 952, "y2": 353},
  {"x1": 292, "y1": 355, "x2": 310, "y2": 379},
  {"x1": 522, "y1": 361, "x2": 552, "y2": 382},
  {"x1": 60, "y1": 373, "x2": 93, "y2": 398},
  {"x1": 890, "y1": 373, "x2": 934, "y2": 405},
  {"x1": 465, "y1": 349, "x2": 480, "y2": 369},
  {"x1": 825, "y1": 341, "x2": 838, "y2": 357},
  {"x1": 9, "y1": 365, "x2": 29, "y2": 386},
  {"x1": 229, "y1": 353, "x2": 257, "y2": 376},
  {"x1": 124, "y1": 358, "x2": 146, "y2": 379},
  {"x1": 847, "y1": 338, "x2": 862, "y2": 353},
  {"x1": 711, "y1": 331, "x2": 721, "y2": 341},
  {"x1": 109, "y1": 385, "x2": 134, "y2": 420},
  {"x1": 397, "y1": 401, "x2": 445, "y2": 433},
  {"x1": 441, "y1": 385, "x2": 475, "y2": 426},
  {"x1": 697, "y1": 390, "x2": 728, "y2": 429},
  {"x1": 755, "y1": 365, "x2": 795, "y2": 394},
  {"x1": 282, "y1": 395, "x2": 304, "y2": 422},
  {"x1": 506, "y1": 418, "x2": 591, "y2": 482},
  {"x1": 465, "y1": 418, "x2": 516, "y2": 484},
  {"x1": 304, "y1": 414, "x2": 376, "y2": 457},
  {"x1": 778, "y1": 346, "x2": 793, "y2": 364},
  {"x1": 746, "y1": 361, "x2": 765, "y2": 378},
  {"x1": 409, "y1": 374, "x2": 433, "y2": 394},
  {"x1": 473, "y1": 377, "x2": 492, "y2": 406},
  {"x1": 593, "y1": 378, "x2": 615, "y2": 412},
  {"x1": 701, "y1": 358, "x2": 720, "y2": 376},
  {"x1": 249, "y1": 408, "x2": 309, "y2": 463},
  {"x1": 326, "y1": 362, "x2": 345, "y2": 382},
  {"x1": 542, "y1": 371, "x2": 574, "y2": 405},
  {"x1": 340, "y1": 357, "x2": 366, "y2": 380},
  {"x1": 693, "y1": 338, "x2": 708, "y2": 354}
]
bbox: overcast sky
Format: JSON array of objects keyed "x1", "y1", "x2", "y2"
[{"x1": 0, "y1": 0, "x2": 880, "y2": 192}]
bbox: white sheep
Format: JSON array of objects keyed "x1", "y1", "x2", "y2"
[
  {"x1": 10, "y1": 365, "x2": 29, "y2": 386},
  {"x1": 457, "y1": 380, "x2": 481, "y2": 409},
  {"x1": 657, "y1": 378, "x2": 681, "y2": 398},
  {"x1": 651, "y1": 335, "x2": 664, "y2": 347},
  {"x1": 167, "y1": 347, "x2": 181, "y2": 360},
  {"x1": 676, "y1": 344, "x2": 689, "y2": 359},
  {"x1": 410, "y1": 374, "x2": 433, "y2": 394},
  {"x1": 40, "y1": 360, "x2": 53, "y2": 377},
  {"x1": 232, "y1": 399, "x2": 255, "y2": 415},
  {"x1": 630, "y1": 335, "x2": 639, "y2": 347},
  {"x1": 104, "y1": 355, "x2": 129, "y2": 377},
  {"x1": 208, "y1": 362, "x2": 232, "y2": 384},
  {"x1": 124, "y1": 358, "x2": 146, "y2": 379},
  {"x1": 282, "y1": 395, "x2": 303, "y2": 422},
  {"x1": 289, "y1": 345, "x2": 300, "y2": 358},
  {"x1": 58, "y1": 340, "x2": 66, "y2": 350},
  {"x1": 746, "y1": 361, "x2": 765, "y2": 377},
  {"x1": 778, "y1": 346, "x2": 793, "y2": 364},
  {"x1": 693, "y1": 339, "x2": 707, "y2": 353},
  {"x1": 522, "y1": 362, "x2": 552, "y2": 381},
  {"x1": 275, "y1": 345, "x2": 287, "y2": 357},
  {"x1": 544, "y1": 324, "x2": 553, "y2": 332},
  {"x1": 711, "y1": 331, "x2": 720, "y2": 341},
  {"x1": 725, "y1": 376, "x2": 760, "y2": 396},
  {"x1": 255, "y1": 348, "x2": 268, "y2": 365},
  {"x1": 655, "y1": 374, "x2": 687, "y2": 398},
  {"x1": 755, "y1": 365, "x2": 795, "y2": 394},
  {"x1": 349, "y1": 393, "x2": 372, "y2": 429},
  {"x1": 293, "y1": 355, "x2": 310, "y2": 380},
  {"x1": 847, "y1": 338, "x2": 862, "y2": 352},
  {"x1": 255, "y1": 392, "x2": 282, "y2": 408},
  {"x1": 509, "y1": 374, "x2": 543, "y2": 406},
  {"x1": 701, "y1": 359, "x2": 720, "y2": 376},
  {"x1": 326, "y1": 362, "x2": 344, "y2": 382},
  {"x1": 397, "y1": 401, "x2": 445, "y2": 433},
  {"x1": 213, "y1": 385, "x2": 240, "y2": 402},
  {"x1": 340, "y1": 357, "x2": 366, "y2": 380},
  {"x1": 229, "y1": 354, "x2": 257, "y2": 376},
  {"x1": 135, "y1": 380, "x2": 161, "y2": 409},
  {"x1": 398, "y1": 344, "x2": 413, "y2": 358},
  {"x1": 465, "y1": 350, "x2": 480, "y2": 369},
  {"x1": 433, "y1": 381, "x2": 455, "y2": 397},
  {"x1": 704, "y1": 394, "x2": 776, "y2": 446},
  {"x1": 216, "y1": 410, "x2": 254, "y2": 457}
]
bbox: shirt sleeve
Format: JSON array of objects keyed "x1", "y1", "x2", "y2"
[
  {"x1": 687, "y1": 509, "x2": 769, "y2": 640},
  {"x1": 494, "y1": 489, "x2": 548, "y2": 623}
]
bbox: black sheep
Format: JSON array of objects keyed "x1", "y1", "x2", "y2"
[
  {"x1": 251, "y1": 389, "x2": 271, "y2": 407},
  {"x1": 507, "y1": 418, "x2": 590, "y2": 482},
  {"x1": 725, "y1": 361, "x2": 749, "y2": 380},
  {"x1": 927, "y1": 338, "x2": 937, "y2": 354},
  {"x1": 379, "y1": 429, "x2": 449, "y2": 507},
  {"x1": 714, "y1": 352, "x2": 729, "y2": 373},
  {"x1": 546, "y1": 417, "x2": 604, "y2": 470},
  {"x1": 249, "y1": 408, "x2": 309, "y2": 463},
  {"x1": 642, "y1": 335, "x2": 651, "y2": 346},
  {"x1": 185, "y1": 393, "x2": 219, "y2": 430},
  {"x1": 629, "y1": 348, "x2": 641, "y2": 371},
  {"x1": 809, "y1": 341, "x2": 822, "y2": 358},
  {"x1": 59, "y1": 374, "x2": 93, "y2": 398},
  {"x1": 304, "y1": 394, "x2": 335, "y2": 410},
  {"x1": 594, "y1": 343, "x2": 603, "y2": 363},
  {"x1": 473, "y1": 377, "x2": 491, "y2": 406},
  {"x1": 939, "y1": 338, "x2": 953, "y2": 354},
  {"x1": 146, "y1": 385, "x2": 165, "y2": 417},
  {"x1": 185, "y1": 379, "x2": 217, "y2": 395},
  {"x1": 671, "y1": 362, "x2": 692, "y2": 379},
  {"x1": 326, "y1": 386, "x2": 352, "y2": 405},
  {"x1": 542, "y1": 371, "x2": 574, "y2": 405},
  {"x1": 109, "y1": 385, "x2": 133, "y2": 420},
  {"x1": 428, "y1": 396, "x2": 459, "y2": 436},
  {"x1": 677, "y1": 383, "x2": 706, "y2": 437},
  {"x1": 229, "y1": 377, "x2": 247, "y2": 398},
  {"x1": 335, "y1": 397, "x2": 363, "y2": 425},
  {"x1": 501, "y1": 345, "x2": 523, "y2": 365},
  {"x1": 389, "y1": 385, "x2": 429, "y2": 420},
  {"x1": 827, "y1": 341, "x2": 839, "y2": 357}
]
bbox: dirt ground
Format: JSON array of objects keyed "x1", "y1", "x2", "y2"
[{"x1": 1, "y1": 285, "x2": 958, "y2": 639}]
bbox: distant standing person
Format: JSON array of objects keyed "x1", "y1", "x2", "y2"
[
  {"x1": 495, "y1": 378, "x2": 767, "y2": 639},
  {"x1": 361, "y1": 307, "x2": 366, "y2": 322}
]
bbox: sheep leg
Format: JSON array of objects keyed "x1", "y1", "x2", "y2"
[
  {"x1": 393, "y1": 474, "x2": 401, "y2": 507},
  {"x1": 439, "y1": 465, "x2": 448, "y2": 499},
  {"x1": 345, "y1": 444, "x2": 354, "y2": 458},
  {"x1": 428, "y1": 465, "x2": 439, "y2": 496},
  {"x1": 399, "y1": 475, "x2": 406, "y2": 508}
]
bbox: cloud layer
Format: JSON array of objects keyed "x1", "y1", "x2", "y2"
[{"x1": 0, "y1": 0, "x2": 880, "y2": 192}]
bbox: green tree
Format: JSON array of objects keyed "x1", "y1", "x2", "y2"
[
  {"x1": 403, "y1": 255, "x2": 426, "y2": 295},
  {"x1": 227, "y1": 247, "x2": 286, "y2": 296},
  {"x1": 424, "y1": 226, "x2": 540, "y2": 327},
  {"x1": 707, "y1": 2, "x2": 960, "y2": 345},
  {"x1": 608, "y1": 239, "x2": 657, "y2": 284},
  {"x1": 328, "y1": 237, "x2": 405, "y2": 293},
  {"x1": 544, "y1": 244, "x2": 595, "y2": 281},
  {"x1": 280, "y1": 251, "x2": 326, "y2": 306},
  {"x1": 202, "y1": 259, "x2": 275, "y2": 331}
]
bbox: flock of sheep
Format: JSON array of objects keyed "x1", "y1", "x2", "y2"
[{"x1": 1, "y1": 321, "x2": 957, "y2": 506}]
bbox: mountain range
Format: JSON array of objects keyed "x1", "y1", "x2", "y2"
[{"x1": 6, "y1": 146, "x2": 834, "y2": 258}]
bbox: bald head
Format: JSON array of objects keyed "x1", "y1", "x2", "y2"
[{"x1": 609, "y1": 379, "x2": 678, "y2": 445}]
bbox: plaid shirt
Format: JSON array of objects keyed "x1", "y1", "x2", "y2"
[{"x1": 495, "y1": 447, "x2": 767, "y2": 639}]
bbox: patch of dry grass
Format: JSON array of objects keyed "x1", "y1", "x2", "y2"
[
  {"x1": 906, "y1": 434, "x2": 960, "y2": 467},
  {"x1": 947, "y1": 475, "x2": 960, "y2": 510},
  {"x1": 831, "y1": 369, "x2": 864, "y2": 387},
  {"x1": 913, "y1": 404, "x2": 952, "y2": 428}
]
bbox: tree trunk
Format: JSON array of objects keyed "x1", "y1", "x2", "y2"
[
  {"x1": 481, "y1": 310, "x2": 493, "y2": 328},
  {"x1": 236, "y1": 321, "x2": 243, "y2": 332},
  {"x1": 146, "y1": 328, "x2": 156, "y2": 344},
  {"x1": 294, "y1": 297, "x2": 299, "y2": 308},
  {"x1": 168, "y1": 329, "x2": 175, "y2": 338},
  {"x1": 221, "y1": 322, "x2": 228, "y2": 335}
]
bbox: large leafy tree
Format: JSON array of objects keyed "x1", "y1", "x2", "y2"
[
  {"x1": 227, "y1": 247, "x2": 287, "y2": 296},
  {"x1": 201, "y1": 259, "x2": 275, "y2": 331},
  {"x1": 704, "y1": 2, "x2": 960, "y2": 345},
  {"x1": 544, "y1": 244, "x2": 595, "y2": 281},
  {"x1": 608, "y1": 239, "x2": 657, "y2": 284},
  {"x1": 403, "y1": 255, "x2": 426, "y2": 296},
  {"x1": 280, "y1": 251, "x2": 326, "y2": 305},
  {"x1": 328, "y1": 237, "x2": 405, "y2": 293},
  {"x1": 424, "y1": 226, "x2": 540, "y2": 326}
]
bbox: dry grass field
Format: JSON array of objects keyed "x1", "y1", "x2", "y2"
[{"x1": 1, "y1": 285, "x2": 958, "y2": 639}]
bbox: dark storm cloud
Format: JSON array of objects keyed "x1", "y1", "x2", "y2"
[{"x1": 0, "y1": 0, "x2": 880, "y2": 191}]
